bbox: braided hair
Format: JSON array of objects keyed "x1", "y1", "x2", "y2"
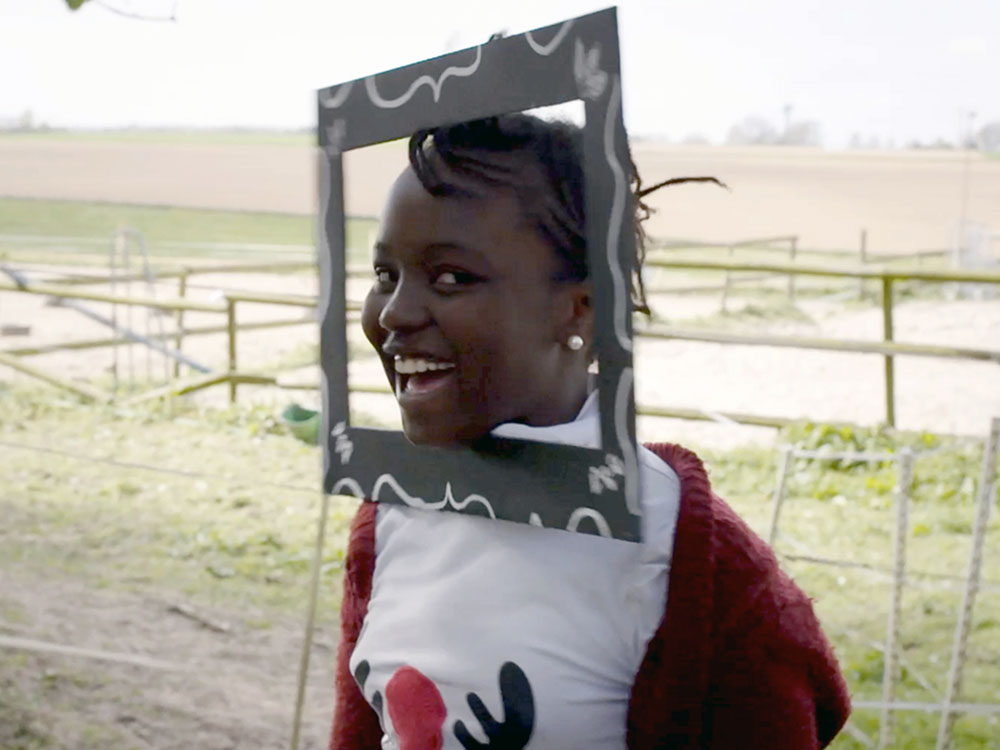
[{"x1": 409, "y1": 113, "x2": 657, "y2": 314}]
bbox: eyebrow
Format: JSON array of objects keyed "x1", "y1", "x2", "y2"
[{"x1": 372, "y1": 241, "x2": 493, "y2": 268}]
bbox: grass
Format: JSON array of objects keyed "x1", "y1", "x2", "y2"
[
  {"x1": 0, "y1": 198, "x2": 378, "y2": 264},
  {"x1": 0, "y1": 386, "x2": 356, "y2": 615},
  {"x1": 0, "y1": 383, "x2": 998, "y2": 748},
  {"x1": 701, "y1": 423, "x2": 1000, "y2": 749}
]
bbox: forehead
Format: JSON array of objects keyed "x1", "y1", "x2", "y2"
[{"x1": 378, "y1": 166, "x2": 536, "y2": 253}]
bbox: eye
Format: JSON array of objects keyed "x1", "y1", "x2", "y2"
[
  {"x1": 431, "y1": 268, "x2": 481, "y2": 292},
  {"x1": 372, "y1": 266, "x2": 395, "y2": 292}
]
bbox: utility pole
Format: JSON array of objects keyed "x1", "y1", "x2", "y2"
[
  {"x1": 958, "y1": 110, "x2": 977, "y2": 246},
  {"x1": 782, "y1": 103, "x2": 793, "y2": 144}
]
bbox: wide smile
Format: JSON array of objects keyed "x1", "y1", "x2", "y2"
[{"x1": 392, "y1": 355, "x2": 457, "y2": 403}]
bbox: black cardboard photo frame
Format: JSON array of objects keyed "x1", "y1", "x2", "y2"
[{"x1": 317, "y1": 7, "x2": 642, "y2": 541}]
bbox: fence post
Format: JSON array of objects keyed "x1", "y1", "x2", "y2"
[
  {"x1": 173, "y1": 269, "x2": 188, "y2": 378},
  {"x1": 788, "y1": 237, "x2": 797, "y2": 302},
  {"x1": 720, "y1": 244, "x2": 734, "y2": 312},
  {"x1": 935, "y1": 418, "x2": 1000, "y2": 750},
  {"x1": 767, "y1": 445, "x2": 794, "y2": 545},
  {"x1": 882, "y1": 277, "x2": 896, "y2": 427},
  {"x1": 878, "y1": 448, "x2": 913, "y2": 750},
  {"x1": 290, "y1": 492, "x2": 332, "y2": 750},
  {"x1": 226, "y1": 297, "x2": 237, "y2": 403},
  {"x1": 859, "y1": 230, "x2": 868, "y2": 298}
]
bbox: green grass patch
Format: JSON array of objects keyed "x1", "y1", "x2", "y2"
[
  {"x1": 0, "y1": 198, "x2": 378, "y2": 263},
  {"x1": 700, "y1": 422, "x2": 1000, "y2": 749}
]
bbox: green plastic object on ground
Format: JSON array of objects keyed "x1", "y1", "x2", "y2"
[{"x1": 282, "y1": 403, "x2": 320, "y2": 445}]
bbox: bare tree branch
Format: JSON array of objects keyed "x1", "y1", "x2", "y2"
[{"x1": 92, "y1": 0, "x2": 178, "y2": 23}]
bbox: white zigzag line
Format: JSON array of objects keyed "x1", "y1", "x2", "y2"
[
  {"x1": 443, "y1": 483, "x2": 496, "y2": 519},
  {"x1": 364, "y1": 46, "x2": 482, "y2": 109},
  {"x1": 525, "y1": 20, "x2": 574, "y2": 56},
  {"x1": 615, "y1": 367, "x2": 640, "y2": 516},
  {"x1": 603, "y1": 76, "x2": 632, "y2": 353},
  {"x1": 319, "y1": 81, "x2": 354, "y2": 110},
  {"x1": 336, "y1": 475, "x2": 614, "y2": 537},
  {"x1": 368, "y1": 474, "x2": 497, "y2": 519}
]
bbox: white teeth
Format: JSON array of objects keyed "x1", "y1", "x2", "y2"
[{"x1": 392, "y1": 356, "x2": 456, "y2": 375}]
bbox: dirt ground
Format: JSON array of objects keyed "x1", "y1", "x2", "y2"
[{"x1": 0, "y1": 569, "x2": 337, "y2": 750}]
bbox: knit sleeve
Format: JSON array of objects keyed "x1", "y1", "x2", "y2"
[
  {"x1": 329, "y1": 501, "x2": 382, "y2": 750},
  {"x1": 705, "y1": 499, "x2": 851, "y2": 749}
]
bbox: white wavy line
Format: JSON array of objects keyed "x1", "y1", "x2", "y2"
[
  {"x1": 444, "y1": 483, "x2": 496, "y2": 519},
  {"x1": 525, "y1": 20, "x2": 574, "y2": 56},
  {"x1": 317, "y1": 154, "x2": 332, "y2": 320},
  {"x1": 615, "y1": 368, "x2": 640, "y2": 515},
  {"x1": 371, "y1": 473, "x2": 442, "y2": 509},
  {"x1": 603, "y1": 76, "x2": 632, "y2": 352},
  {"x1": 364, "y1": 46, "x2": 482, "y2": 109},
  {"x1": 319, "y1": 81, "x2": 354, "y2": 110},
  {"x1": 331, "y1": 477, "x2": 364, "y2": 497},
  {"x1": 566, "y1": 507, "x2": 613, "y2": 538}
]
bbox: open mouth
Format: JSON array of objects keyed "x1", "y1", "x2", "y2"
[{"x1": 393, "y1": 355, "x2": 456, "y2": 398}]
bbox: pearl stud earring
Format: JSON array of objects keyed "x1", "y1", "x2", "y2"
[{"x1": 567, "y1": 334, "x2": 584, "y2": 351}]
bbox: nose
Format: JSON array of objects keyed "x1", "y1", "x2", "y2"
[{"x1": 377, "y1": 276, "x2": 431, "y2": 333}]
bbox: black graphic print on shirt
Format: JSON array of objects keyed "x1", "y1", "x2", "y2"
[
  {"x1": 454, "y1": 662, "x2": 535, "y2": 750},
  {"x1": 354, "y1": 660, "x2": 535, "y2": 750}
]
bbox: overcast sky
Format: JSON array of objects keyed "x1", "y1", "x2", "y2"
[{"x1": 1, "y1": 0, "x2": 997, "y2": 148}]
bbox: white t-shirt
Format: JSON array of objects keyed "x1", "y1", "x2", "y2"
[{"x1": 349, "y1": 392, "x2": 681, "y2": 750}]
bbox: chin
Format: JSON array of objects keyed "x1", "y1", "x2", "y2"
[{"x1": 401, "y1": 420, "x2": 484, "y2": 449}]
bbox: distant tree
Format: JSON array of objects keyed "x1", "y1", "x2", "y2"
[
  {"x1": 64, "y1": 0, "x2": 90, "y2": 8},
  {"x1": 977, "y1": 121, "x2": 1000, "y2": 152},
  {"x1": 726, "y1": 116, "x2": 779, "y2": 145},
  {"x1": 781, "y1": 120, "x2": 821, "y2": 146},
  {"x1": 17, "y1": 109, "x2": 35, "y2": 131},
  {"x1": 681, "y1": 132, "x2": 712, "y2": 145}
]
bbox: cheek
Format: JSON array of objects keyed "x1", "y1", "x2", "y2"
[{"x1": 360, "y1": 291, "x2": 384, "y2": 351}]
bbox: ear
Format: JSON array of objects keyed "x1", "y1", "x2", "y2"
[{"x1": 553, "y1": 281, "x2": 594, "y2": 347}]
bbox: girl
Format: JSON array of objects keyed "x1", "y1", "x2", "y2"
[{"x1": 330, "y1": 114, "x2": 850, "y2": 750}]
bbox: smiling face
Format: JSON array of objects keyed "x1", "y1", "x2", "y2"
[{"x1": 361, "y1": 165, "x2": 592, "y2": 446}]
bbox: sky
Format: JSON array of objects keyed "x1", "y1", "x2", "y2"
[{"x1": 1, "y1": 0, "x2": 998, "y2": 148}]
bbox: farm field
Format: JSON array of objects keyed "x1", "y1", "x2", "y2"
[
  {"x1": 3, "y1": 132, "x2": 1000, "y2": 252},
  {"x1": 1, "y1": 132, "x2": 999, "y2": 748}
]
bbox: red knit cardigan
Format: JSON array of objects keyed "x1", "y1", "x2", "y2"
[{"x1": 329, "y1": 443, "x2": 851, "y2": 750}]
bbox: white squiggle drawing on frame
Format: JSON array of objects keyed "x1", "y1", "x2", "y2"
[
  {"x1": 319, "y1": 81, "x2": 354, "y2": 110},
  {"x1": 363, "y1": 473, "x2": 498, "y2": 519},
  {"x1": 524, "y1": 20, "x2": 574, "y2": 56},
  {"x1": 364, "y1": 46, "x2": 482, "y2": 109},
  {"x1": 331, "y1": 477, "x2": 364, "y2": 497},
  {"x1": 443, "y1": 483, "x2": 496, "y2": 519},
  {"x1": 602, "y1": 76, "x2": 631, "y2": 353},
  {"x1": 566, "y1": 507, "x2": 613, "y2": 538},
  {"x1": 615, "y1": 367, "x2": 640, "y2": 515}
]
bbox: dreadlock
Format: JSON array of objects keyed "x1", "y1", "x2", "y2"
[{"x1": 408, "y1": 113, "x2": 724, "y2": 316}]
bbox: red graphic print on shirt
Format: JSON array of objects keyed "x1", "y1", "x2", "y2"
[{"x1": 386, "y1": 665, "x2": 447, "y2": 750}]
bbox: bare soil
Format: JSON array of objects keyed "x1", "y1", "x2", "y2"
[
  {"x1": 2, "y1": 138, "x2": 1000, "y2": 253},
  {"x1": 0, "y1": 569, "x2": 337, "y2": 750}
]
